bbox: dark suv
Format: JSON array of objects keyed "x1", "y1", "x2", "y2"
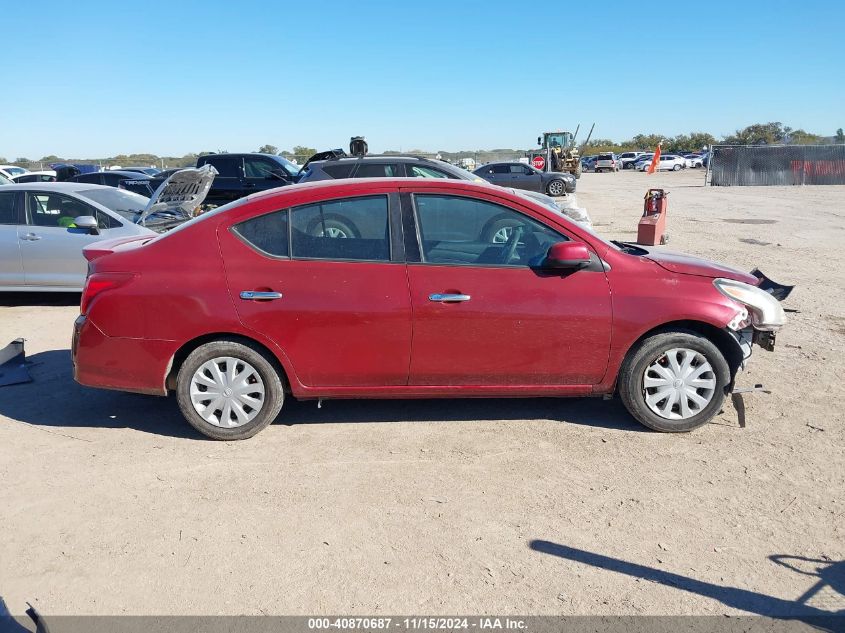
[
  {"x1": 297, "y1": 155, "x2": 484, "y2": 183},
  {"x1": 188, "y1": 153, "x2": 301, "y2": 206}
]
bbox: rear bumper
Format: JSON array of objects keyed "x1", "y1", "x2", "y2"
[{"x1": 73, "y1": 315, "x2": 175, "y2": 396}]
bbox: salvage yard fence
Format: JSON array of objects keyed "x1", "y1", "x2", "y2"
[{"x1": 707, "y1": 143, "x2": 845, "y2": 186}]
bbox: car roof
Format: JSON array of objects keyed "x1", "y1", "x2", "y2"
[
  {"x1": 246, "y1": 177, "x2": 509, "y2": 203},
  {"x1": 0, "y1": 182, "x2": 118, "y2": 193}
]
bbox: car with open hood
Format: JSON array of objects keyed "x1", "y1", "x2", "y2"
[
  {"x1": 0, "y1": 166, "x2": 217, "y2": 291},
  {"x1": 73, "y1": 178, "x2": 787, "y2": 440}
]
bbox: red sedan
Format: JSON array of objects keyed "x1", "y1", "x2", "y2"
[{"x1": 72, "y1": 178, "x2": 786, "y2": 440}]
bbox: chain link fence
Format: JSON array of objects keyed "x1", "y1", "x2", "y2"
[{"x1": 707, "y1": 144, "x2": 845, "y2": 186}]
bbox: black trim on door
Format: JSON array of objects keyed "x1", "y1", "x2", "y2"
[
  {"x1": 388, "y1": 192, "x2": 405, "y2": 263},
  {"x1": 399, "y1": 192, "x2": 421, "y2": 263}
]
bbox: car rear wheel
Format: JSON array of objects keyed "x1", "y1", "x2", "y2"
[
  {"x1": 618, "y1": 331, "x2": 729, "y2": 432},
  {"x1": 546, "y1": 180, "x2": 565, "y2": 196},
  {"x1": 176, "y1": 340, "x2": 285, "y2": 440},
  {"x1": 307, "y1": 217, "x2": 358, "y2": 239}
]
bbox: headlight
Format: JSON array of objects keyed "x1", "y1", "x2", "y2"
[{"x1": 713, "y1": 278, "x2": 786, "y2": 331}]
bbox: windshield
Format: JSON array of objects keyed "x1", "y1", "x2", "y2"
[
  {"x1": 274, "y1": 156, "x2": 301, "y2": 177},
  {"x1": 77, "y1": 187, "x2": 149, "y2": 218},
  {"x1": 0, "y1": 173, "x2": 11, "y2": 185}
]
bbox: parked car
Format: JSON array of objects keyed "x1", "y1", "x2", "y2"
[
  {"x1": 638, "y1": 154, "x2": 686, "y2": 171},
  {"x1": 632, "y1": 154, "x2": 654, "y2": 169},
  {"x1": 73, "y1": 178, "x2": 786, "y2": 440},
  {"x1": 299, "y1": 154, "x2": 484, "y2": 184},
  {"x1": 684, "y1": 154, "x2": 704, "y2": 168},
  {"x1": 594, "y1": 153, "x2": 620, "y2": 173},
  {"x1": 67, "y1": 170, "x2": 156, "y2": 196},
  {"x1": 0, "y1": 183, "x2": 155, "y2": 291},
  {"x1": 11, "y1": 171, "x2": 57, "y2": 183},
  {"x1": 473, "y1": 162, "x2": 575, "y2": 196},
  {"x1": 618, "y1": 152, "x2": 647, "y2": 169},
  {"x1": 195, "y1": 153, "x2": 301, "y2": 206},
  {"x1": 580, "y1": 155, "x2": 598, "y2": 172},
  {"x1": 0, "y1": 165, "x2": 29, "y2": 180},
  {"x1": 0, "y1": 173, "x2": 14, "y2": 185}
]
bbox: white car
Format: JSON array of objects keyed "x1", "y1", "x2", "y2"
[
  {"x1": 0, "y1": 166, "x2": 216, "y2": 291},
  {"x1": 11, "y1": 170, "x2": 57, "y2": 183},
  {"x1": 638, "y1": 154, "x2": 686, "y2": 171},
  {"x1": 619, "y1": 151, "x2": 647, "y2": 169},
  {"x1": 684, "y1": 154, "x2": 704, "y2": 168},
  {"x1": 0, "y1": 165, "x2": 29, "y2": 180}
]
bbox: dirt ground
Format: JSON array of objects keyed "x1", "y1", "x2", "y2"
[{"x1": 0, "y1": 169, "x2": 843, "y2": 618}]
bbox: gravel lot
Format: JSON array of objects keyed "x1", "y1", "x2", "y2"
[{"x1": 1, "y1": 169, "x2": 843, "y2": 617}]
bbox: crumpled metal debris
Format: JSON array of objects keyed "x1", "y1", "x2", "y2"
[{"x1": 0, "y1": 338, "x2": 32, "y2": 387}]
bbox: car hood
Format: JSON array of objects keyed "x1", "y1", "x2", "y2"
[
  {"x1": 642, "y1": 248, "x2": 759, "y2": 284},
  {"x1": 135, "y1": 164, "x2": 218, "y2": 231}
]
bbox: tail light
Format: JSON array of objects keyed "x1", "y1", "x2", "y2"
[{"x1": 80, "y1": 272, "x2": 134, "y2": 315}]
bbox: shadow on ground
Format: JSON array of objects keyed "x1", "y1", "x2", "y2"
[
  {"x1": 0, "y1": 292, "x2": 81, "y2": 308},
  {"x1": 530, "y1": 540, "x2": 845, "y2": 624},
  {"x1": 0, "y1": 349, "x2": 649, "y2": 439}
]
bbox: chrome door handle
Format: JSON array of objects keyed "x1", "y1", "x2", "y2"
[
  {"x1": 240, "y1": 291, "x2": 283, "y2": 300},
  {"x1": 21, "y1": 233, "x2": 41, "y2": 241},
  {"x1": 429, "y1": 293, "x2": 471, "y2": 302}
]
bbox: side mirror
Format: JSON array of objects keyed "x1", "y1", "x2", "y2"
[
  {"x1": 544, "y1": 241, "x2": 591, "y2": 270},
  {"x1": 73, "y1": 215, "x2": 100, "y2": 235}
]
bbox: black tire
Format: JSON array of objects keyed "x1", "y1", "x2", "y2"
[
  {"x1": 306, "y1": 216, "x2": 358, "y2": 239},
  {"x1": 574, "y1": 163, "x2": 582, "y2": 179},
  {"x1": 618, "y1": 331, "x2": 729, "y2": 432},
  {"x1": 546, "y1": 180, "x2": 565, "y2": 196},
  {"x1": 176, "y1": 340, "x2": 285, "y2": 440}
]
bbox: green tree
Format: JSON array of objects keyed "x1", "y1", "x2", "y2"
[
  {"x1": 723, "y1": 122, "x2": 787, "y2": 145},
  {"x1": 788, "y1": 129, "x2": 822, "y2": 145},
  {"x1": 291, "y1": 145, "x2": 317, "y2": 160},
  {"x1": 835, "y1": 128, "x2": 845, "y2": 143},
  {"x1": 258, "y1": 144, "x2": 279, "y2": 154}
]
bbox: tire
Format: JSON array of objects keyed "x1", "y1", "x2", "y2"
[
  {"x1": 546, "y1": 180, "x2": 565, "y2": 196},
  {"x1": 673, "y1": 164, "x2": 681, "y2": 171},
  {"x1": 176, "y1": 340, "x2": 285, "y2": 440},
  {"x1": 574, "y1": 163, "x2": 582, "y2": 179},
  {"x1": 307, "y1": 216, "x2": 358, "y2": 239},
  {"x1": 482, "y1": 216, "x2": 520, "y2": 244},
  {"x1": 618, "y1": 331, "x2": 729, "y2": 433}
]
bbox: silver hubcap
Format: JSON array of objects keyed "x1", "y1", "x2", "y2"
[
  {"x1": 548, "y1": 182, "x2": 563, "y2": 195},
  {"x1": 493, "y1": 226, "x2": 513, "y2": 243},
  {"x1": 316, "y1": 226, "x2": 348, "y2": 238},
  {"x1": 190, "y1": 357, "x2": 266, "y2": 428},
  {"x1": 643, "y1": 348, "x2": 716, "y2": 420}
]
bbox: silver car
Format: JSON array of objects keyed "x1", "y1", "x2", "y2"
[{"x1": 0, "y1": 183, "x2": 156, "y2": 291}]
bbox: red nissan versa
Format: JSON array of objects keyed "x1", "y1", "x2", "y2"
[{"x1": 72, "y1": 178, "x2": 786, "y2": 440}]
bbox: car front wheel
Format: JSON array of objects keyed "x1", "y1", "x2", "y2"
[
  {"x1": 546, "y1": 180, "x2": 565, "y2": 196},
  {"x1": 618, "y1": 331, "x2": 729, "y2": 432},
  {"x1": 176, "y1": 340, "x2": 285, "y2": 440}
]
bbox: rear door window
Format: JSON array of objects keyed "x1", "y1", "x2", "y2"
[
  {"x1": 205, "y1": 157, "x2": 241, "y2": 178},
  {"x1": 321, "y1": 163, "x2": 356, "y2": 179},
  {"x1": 0, "y1": 192, "x2": 17, "y2": 224},
  {"x1": 291, "y1": 195, "x2": 390, "y2": 261},
  {"x1": 407, "y1": 165, "x2": 451, "y2": 178},
  {"x1": 354, "y1": 163, "x2": 397, "y2": 178}
]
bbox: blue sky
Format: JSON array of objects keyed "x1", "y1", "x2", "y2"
[{"x1": 4, "y1": 0, "x2": 843, "y2": 158}]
